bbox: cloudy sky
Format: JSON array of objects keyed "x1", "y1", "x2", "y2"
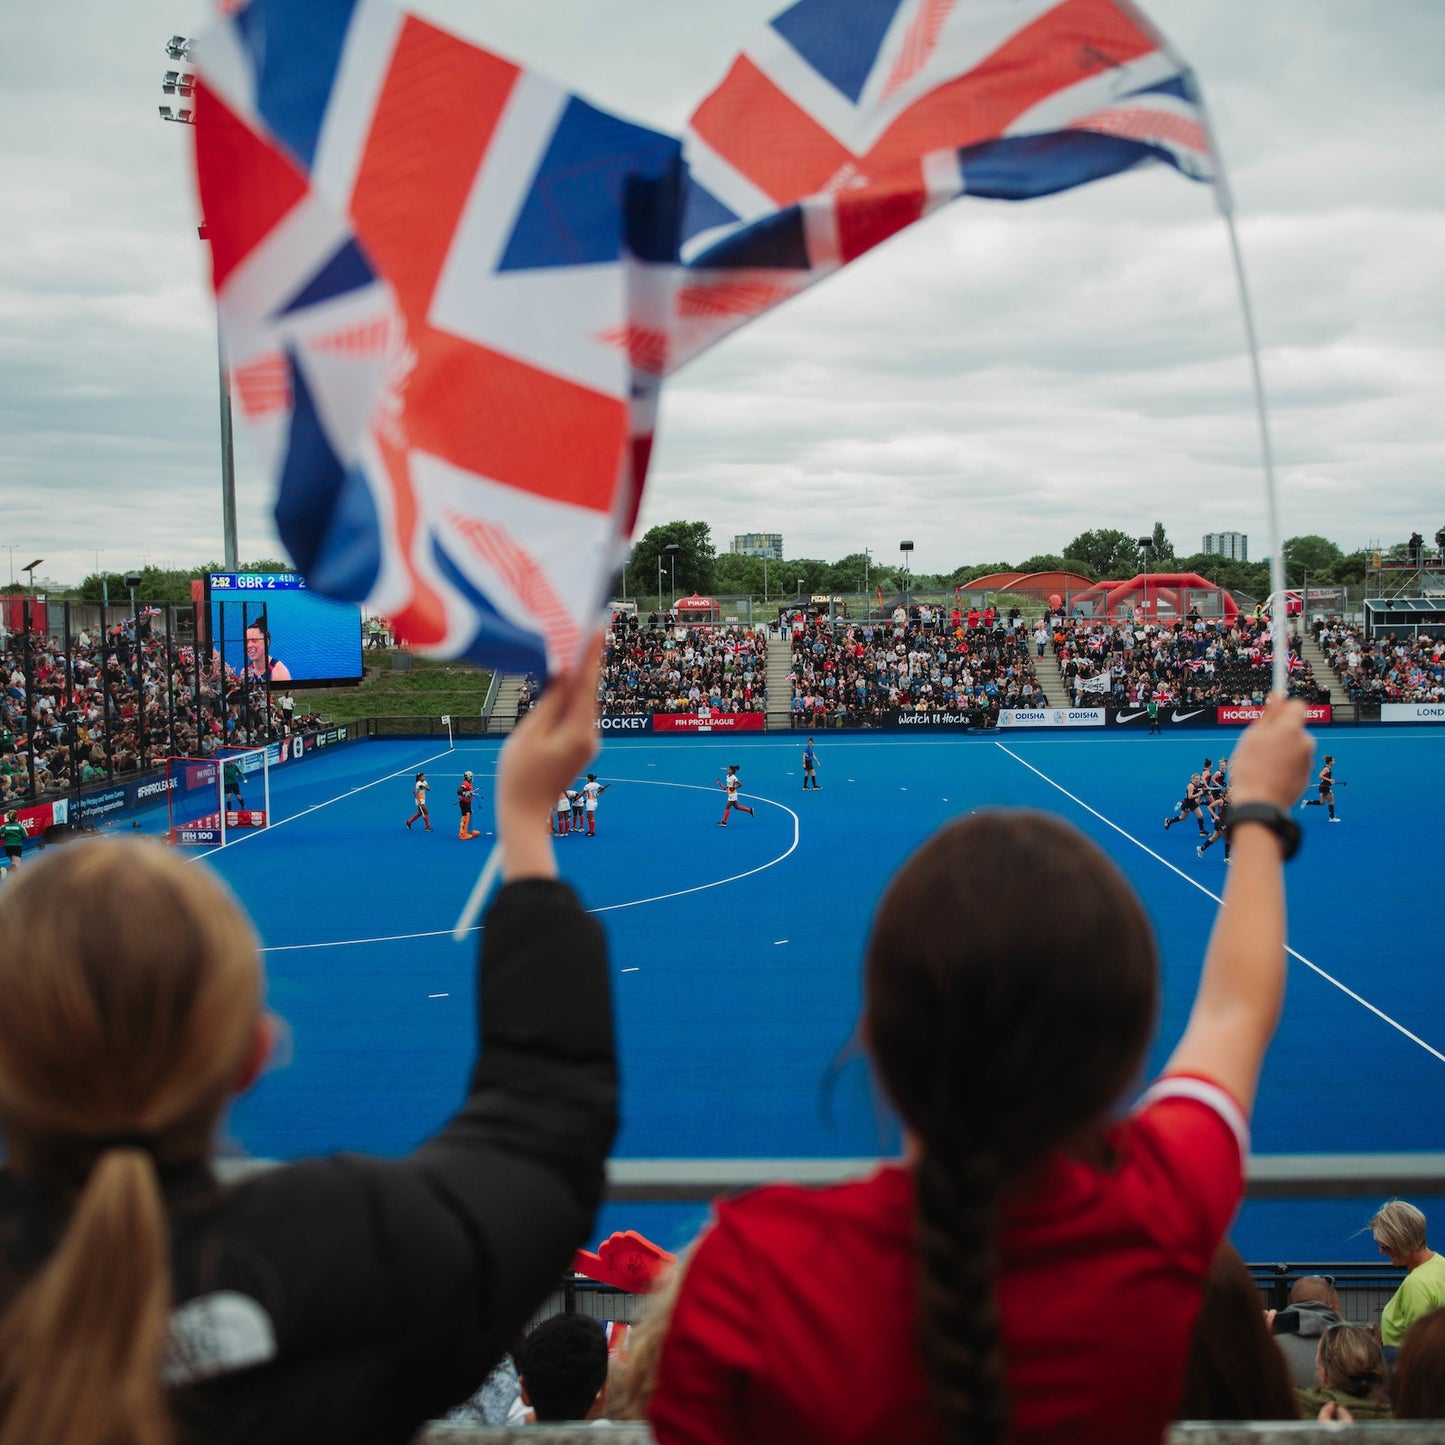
[{"x1": 3, "y1": 1, "x2": 1442, "y2": 589}]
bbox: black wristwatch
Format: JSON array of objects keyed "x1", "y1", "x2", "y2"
[{"x1": 1227, "y1": 802, "x2": 1301, "y2": 861}]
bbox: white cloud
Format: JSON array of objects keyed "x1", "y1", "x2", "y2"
[{"x1": 2, "y1": 0, "x2": 1441, "y2": 588}]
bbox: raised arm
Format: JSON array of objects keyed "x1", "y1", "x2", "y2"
[
  {"x1": 1163, "y1": 699, "x2": 1314, "y2": 1112},
  {"x1": 496, "y1": 647, "x2": 603, "y2": 881},
  {"x1": 406, "y1": 641, "x2": 617, "y2": 1356}
]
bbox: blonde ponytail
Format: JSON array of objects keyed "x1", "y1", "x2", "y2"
[
  {"x1": 0, "y1": 1149, "x2": 173, "y2": 1445},
  {"x1": 0, "y1": 839, "x2": 264, "y2": 1445}
]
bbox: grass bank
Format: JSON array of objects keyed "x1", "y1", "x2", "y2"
[{"x1": 303, "y1": 652, "x2": 493, "y2": 725}]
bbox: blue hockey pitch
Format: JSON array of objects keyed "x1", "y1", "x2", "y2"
[{"x1": 191, "y1": 725, "x2": 1445, "y2": 1262}]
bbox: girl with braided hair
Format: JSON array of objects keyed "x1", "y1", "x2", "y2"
[{"x1": 650, "y1": 700, "x2": 1313, "y2": 1445}]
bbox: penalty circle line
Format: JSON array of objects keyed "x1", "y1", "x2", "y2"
[{"x1": 259, "y1": 781, "x2": 799, "y2": 953}]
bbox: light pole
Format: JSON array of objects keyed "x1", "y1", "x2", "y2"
[
  {"x1": 1136, "y1": 537, "x2": 1153, "y2": 618},
  {"x1": 125, "y1": 571, "x2": 146, "y2": 769},
  {"x1": 762, "y1": 555, "x2": 768, "y2": 601},
  {"x1": 3, "y1": 546, "x2": 16, "y2": 587},
  {"x1": 796, "y1": 577, "x2": 804, "y2": 600},
  {"x1": 863, "y1": 547, "x2": 872, "y2": 619},
  {"x1": 900, "y1": 540, "x2": 914, "y2": 611},
  {"x1": 662, "y1": 543, "x2": 680, "y2": 608},
  {"x1": 159, "y1": 38, "x2": 240, "y2": 572},
  {"x1": 21, "y1": 559, "x2": 44, "y2": 594}
]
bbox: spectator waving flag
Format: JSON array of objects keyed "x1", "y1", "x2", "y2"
[{"x1": 195, "y1": 0, "x2": 1214, "y2": 676}]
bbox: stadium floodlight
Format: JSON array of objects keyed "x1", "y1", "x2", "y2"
[
  {"x1": 158, "y1": 38, "x2": 238, "y2": 570},
  {"x1": 663, "y1": 543, "x2": 680, "y2": 606}
]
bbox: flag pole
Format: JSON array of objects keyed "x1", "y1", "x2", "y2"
[
  {"x1": 452, "y1": 841, "x2": 502, "y2": 942},
  {"x1": 1219, "y1": 212, "x2": 1288, "y2": 699},
  {"x1": 1180, "y1": 59, "x2": 1289, "y2": 699}
]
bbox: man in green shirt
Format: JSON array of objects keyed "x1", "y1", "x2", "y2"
[
  {"x1": 224, "y1": 761, "x2": 244, "y2": 811},
  {"x1": 1373, "y1": 1199, "x2": 1445, "y2": 1346}
]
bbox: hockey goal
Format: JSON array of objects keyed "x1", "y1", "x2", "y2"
[{"x1": 167, "y1": 746, "x2": 271, "y2": 846}]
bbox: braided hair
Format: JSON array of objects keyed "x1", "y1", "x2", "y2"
[{"x1": 864, "y1": 811, "x2": 1158, "y2": 1442}]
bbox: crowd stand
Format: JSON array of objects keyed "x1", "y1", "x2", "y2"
[
  {"x1": 0, "y1": 602, "x2": 321, "y2": 808},
  {"x1": 1048, "y1": 611, "x2": 1329, "y2": 708},
  {"x1": 786, "y1": 605, "x2": 1043, "y2": 728},
  {"x1": 598, "y1": 613, "x2": 767, "y2": 716},
  {"x1": 1316, "y1": 620, "x2": 1444, "y2": 704}
]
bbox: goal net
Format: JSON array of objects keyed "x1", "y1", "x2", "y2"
[{"x1": 167, "y1": 746, "x2": 271, "y2": 846}]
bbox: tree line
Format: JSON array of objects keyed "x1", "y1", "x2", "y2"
[
  {"x1": 624, "y1": 522, "x2": 1410, "y2": 605},
  {"x1": 5, "y1": 527, "x2": 1422, "y2": 609}
]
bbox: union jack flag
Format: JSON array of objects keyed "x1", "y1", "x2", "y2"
[
  {"x1": 670, "y1": 0, "x2": 1215, "y2": 370},
  {"x1": 195, "y1": 0, "x2": 1213, "y2": 676}
]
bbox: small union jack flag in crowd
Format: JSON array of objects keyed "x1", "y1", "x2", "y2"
[{"x1": 195, "y1": 0, "x2": 1213, "y2": 677}]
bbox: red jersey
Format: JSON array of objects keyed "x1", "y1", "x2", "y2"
[{"x1": 651, "y1": 1076, "x2": 1246, "y2": 1445}]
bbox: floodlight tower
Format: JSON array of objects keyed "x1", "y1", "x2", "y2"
[{"x1": 158, "y1": 37, "x2": 239, "y2": 571}]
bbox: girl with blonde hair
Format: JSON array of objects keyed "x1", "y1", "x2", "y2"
[{"x1": 0, "y1": 655, "x2": 615, "y2": 1445}]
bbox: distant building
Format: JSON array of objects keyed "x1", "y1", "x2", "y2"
[
  {"x1": 1202, "y1": 531, "x2": 1248, "y2": 562},
  {"x1": 731, "y1": 533, "x2": 783, "y2": 560}
]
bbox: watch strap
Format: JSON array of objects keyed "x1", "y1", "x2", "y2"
[{"x1": 1226, "y1": 801, "x2": 1301, "y2": 861}]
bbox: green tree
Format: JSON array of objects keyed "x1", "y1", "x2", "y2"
[
  {"x1": 822, "y1": 552, "x2": 875, "y2": 595},
  {"x1": 1333, "y1": 550, "x2": 1369, "y2": 589},
  {"x1": 946, "y1": 562, "x2": 1013, "y2": 586},
  {"x1": 787, "y1": 561, "x2": 829, "y2": 598},
  {"x1": 1062, "y1": 529, "x2": 1141, "y2": 579},
  {"x1": 710, "y1": 552, "x2": 758, "y2": 596},
  {"x1": 1016, "y1": 554, "x2": 1065, "y2": 573},
  {"x1": 1177, "y1": 552, "x2": 1271, "y2": 600},
  {"x1": 1149, "y1": 521, "x2": 1176, "y2": 563},
  {"x1": 77, "y1": 566, "x2": 193, "y2": 606},
  {"x1": 630, "y1": 522, "x2": 716, "y2": 608},
  {"x1": 1281, "y1": 535, "x2": 1344, "y2": 579}
]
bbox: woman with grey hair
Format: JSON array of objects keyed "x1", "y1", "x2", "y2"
[{"x1": 1373, "y1": 1200, "x2": 1445, "y2": 1346}]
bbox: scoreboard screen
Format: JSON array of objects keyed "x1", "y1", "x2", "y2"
[{"x1": 206, "y1": 573, "x2": 363, "y2": 686}]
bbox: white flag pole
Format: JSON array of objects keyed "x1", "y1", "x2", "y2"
[
  {"x1": 1219, "y1": 213, "x2": 1289, "y2": 699},
  {"x1": 1180, "y1": 62, "x2": 1289, "y2": 699},
  {"x1": 452, "y1": 841, "x2": 502, "y2": 942},
  {"x1": 441, "y1": 713, "x2": 454, "y2": 748}
]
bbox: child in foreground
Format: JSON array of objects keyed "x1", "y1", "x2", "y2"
[
  {"x1": 651, "y1": 700, "x2": 1313, "y2": 1445},
  {"x1": 0, "y1": 652, "x2": 615, "y2": 1445}
]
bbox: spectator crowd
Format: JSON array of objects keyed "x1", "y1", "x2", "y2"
[
  {"x1": 1049, "y1": 609, "x2": 1330, "y2": 708},
  {"x1": 597, "y1": 611, "x2": 767, "y2": 717},
  {"x1": 1, "y1": 607, "x2": 323, "y2": 807},
  {"x1": 787, "y1": 603, "x2": 1045, "y2": 727},
  {"x1": 1317, "y1": 619, "x2": 1445, "y2": 704}
]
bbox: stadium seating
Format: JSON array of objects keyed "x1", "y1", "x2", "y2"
[
  {"x1": 787, "y1": 613, "x2": 1043, "y2": 727},
  {"x1": 599, "y1": 618, "x2": 767, "y2": 717}
]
